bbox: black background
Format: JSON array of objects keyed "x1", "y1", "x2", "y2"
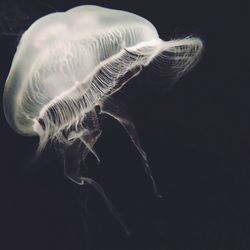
[{"x1": 1, "y1": 1, "x2": 249, "y2": 250}]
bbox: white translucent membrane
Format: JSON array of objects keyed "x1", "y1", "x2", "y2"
[{"x1": 3, "y1": 5, "x2": 203, "y2": 231}]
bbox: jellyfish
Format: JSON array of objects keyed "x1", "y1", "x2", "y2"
[{"x1": 3, "y1": 5, "x2": 203, "y2": 231}]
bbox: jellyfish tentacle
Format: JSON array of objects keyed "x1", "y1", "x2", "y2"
[
  {"x1": 64, "y1": 128, "x2": 102, "y2": 182},
  {"x1": 64, "y1": 169, "x2": 85, "y2": 185},
  {"x1": 80, "y1": 110, "x2": 102, "y2": 164},
  {"x1": 79, "y1": 176, "x2": 130, "y2": 235},
  {"x1": 100, "y1": 99, "x2": 162, "y2": 198},
  {"x1": 63, "y1": 140, "x2": 85, "y2": 185},
  {"x1": 64, "y1": 110, "x2": 102, "y2": 184},
  {"x1": 64, "y1": 152, "x2": 129, "y2": 234},
  {"x1": 77, "y1": 127, "x2": 101, "y2": 164}
]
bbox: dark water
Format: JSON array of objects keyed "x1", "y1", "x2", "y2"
[{"x1": 0, "y1": 1, "x2": 249, "y2": 250}]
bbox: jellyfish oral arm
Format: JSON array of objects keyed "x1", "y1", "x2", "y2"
[{"x1": 100, "y1": 99, "x2": 162, "y2": 197}]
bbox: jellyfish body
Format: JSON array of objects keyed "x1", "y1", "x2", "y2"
[{"x1": 3, "y1": 5, "x2": 202, "y2": 223}]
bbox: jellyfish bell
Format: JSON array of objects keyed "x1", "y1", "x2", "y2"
[
  {"x1": 4, "y1": 5, "x2": 202, "y2": 137},
  {"x1": 3, "y1": 5, "x2": 203, "y2": 230}
]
